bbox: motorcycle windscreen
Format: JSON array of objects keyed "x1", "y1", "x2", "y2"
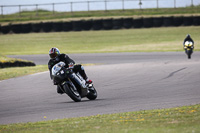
[{"x1": 52, "y1": 62, "x2": 66, "y2": 76}]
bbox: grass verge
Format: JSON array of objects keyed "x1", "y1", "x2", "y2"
[
  {"x1": 0, "y1": 65, "x2": 47, "y2": 80},
  {"x1": 1, "y1": 6, "x2": 200, "y2": 23},
  {"x1": 0, "y1": 104, "x2": 199, "y2": 132},
  {"x1": 0, "y1": 26, "x2": 200, "y2": 55}
]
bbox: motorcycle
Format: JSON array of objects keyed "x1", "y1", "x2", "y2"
[
  {"x1": 51, "y1": 61, "x2": 97, "y2": 102},
  {"x1": 184, "y1": 41, "x2": 194, "y2": 59}
]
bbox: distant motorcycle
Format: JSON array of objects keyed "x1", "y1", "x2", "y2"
[
  {"x1": 51, "y1": 62, "x2": 97, "y2": 102},
  {"x1": 184, "y1": 41, "x2": 194, "y2": 59}
]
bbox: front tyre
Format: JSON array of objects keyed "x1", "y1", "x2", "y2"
[
  {"x1": 187, "y1": 49, "x2": 192, "y2": 59},
  {"x1": 188, "y1": 54, "x2": 191, "y2": 59},
  {"x1": 87, "y1": 86, "x2": 97, "y2": 100},
  {"x1": 63, "y1": 84, "x2": 81, "y2": 102}
]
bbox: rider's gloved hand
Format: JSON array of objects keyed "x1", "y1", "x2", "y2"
[{"x1": 68, "y1": 63, "x2": 74, "y2": 69}]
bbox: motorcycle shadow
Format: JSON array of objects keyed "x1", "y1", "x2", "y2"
[{"x1": 58, "y1": 98, "x2": 105, "y2": 104}]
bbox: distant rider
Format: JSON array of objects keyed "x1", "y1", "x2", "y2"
[
  {"x1": 48, "y1": 47, "x2": 92, "y2": 94},
  {"x1": 183, "y1": 34, "x2": 194, "y2": 50}
]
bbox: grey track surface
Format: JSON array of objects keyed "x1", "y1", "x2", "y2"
[{"x1": 1, "y1": 52, "x2": 200, "y2": 124}]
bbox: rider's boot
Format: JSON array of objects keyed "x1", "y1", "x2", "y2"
[
  {"x1": 86, "y1": 79, "x2": 93, "y2": 84},
  {"x1": 79, "y1": 68, "x2": 93, "y2": 84}
]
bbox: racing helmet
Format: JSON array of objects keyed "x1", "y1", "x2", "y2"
[
  {"x1": 49, "y1": 47, "x2": 60, "y2": 59},
  {"x1": 186, "y1": 34, "x2": 191, "y2": 38}
]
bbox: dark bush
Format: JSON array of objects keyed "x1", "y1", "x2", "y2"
[
  {"x1": 31, "y1": 23, "x2": 42, "y2": 32},
  {"x1": 143, "y1": 17, "x2": 154, "y2": 28},
  {"x1": 0, "y1": 61, "x2": 36, "y2": 68},
  {"x1": 163, "y1": 16, "x2": 174, "y2": 27},
  {"x1": 153, "y1": 17, "x2": 163, "y2": 27},
  {"x1": 102, "y1": 19, "x2": 113, "y2": 30},
  {"x1": 183, "y1": 16, "x2": 193, "y2": 26},
  {"x1": 63, "y1": 21, "x2": 73, "y2": 31},
  {"x1": 72, "y1": 20, "x2": 83, "y2": 31},
  {"x1": 42, "y1": 22, "x2": 53, "y2": 32},
  {"x1": 193, "y1": 16, "x2": 200, "y2": 26},
  {"x1": 11, "y1": 24, "x2": 22, "y2": 34},
  {"x1": 113, "y1": 18, "x2": 123, "y2": 29},
  {"x1": 173, "y1": 16, "x2": 183, "y2": 26},
  {"x1": 82, "y1": 20, "x2": 93, "y2": 31},
  {"x1": 92, "y1": 19, "x2": 103, "y2": 30},
  {"x1": 52, "y1": 22, "x2": 63, "y2": 32},
  {"x1": 133, "y1": 18, "x2": 143, "y2": 28},
  {"x1": 123, "y1": 18, "x2": 133, "y2": 29},
  {"x1": 21, "y1": 23, "x2": 32, "y2": 33},
  {"x1": 1, "y1": 25, "x2": 11, "y2": 34}
]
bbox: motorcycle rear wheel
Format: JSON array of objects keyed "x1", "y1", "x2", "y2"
[
  {"x1": 87, "y1": 86, "x2": 97, "y2": 100},
  {"x1": 63, "y1": 84, "x2": 81, "y2": 102}
]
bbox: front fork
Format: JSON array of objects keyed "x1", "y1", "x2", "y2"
[{"x1": 185, "y1": 48, "x2": 193, "y2": 54}]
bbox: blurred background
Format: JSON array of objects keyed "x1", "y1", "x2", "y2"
[{"x1": 1, "y1": 0, "x2": 200, "y2": 15}]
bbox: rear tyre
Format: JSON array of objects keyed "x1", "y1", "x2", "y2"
[
  {"x1": 63, "y1": 84, "x2": 81, "y2": 102},
  {"x1": 87, "y1": 86, "x2": 97, "y2": 100}
]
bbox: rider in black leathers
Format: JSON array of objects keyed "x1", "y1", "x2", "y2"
[{"x1": 48, "y1": 47, "x2": 92, "y2": 94}]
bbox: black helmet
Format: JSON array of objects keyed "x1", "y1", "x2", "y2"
[
  {"x1": 49, "y1": 47, "x2": 60, "y2": 59},
  {"x1": 186, "y1": 34, "x2": 191, "y2": 38}
]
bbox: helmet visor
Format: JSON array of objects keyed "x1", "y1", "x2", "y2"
[{"x1": 49, "y1": 53, "x2": 57, "y2": 59}]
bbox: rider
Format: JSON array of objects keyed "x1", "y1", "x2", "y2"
[
  {"x1": 48, "y1": 47, "x2": 92, "y2": 94},
  {"x1": 183, "y1": 34, "x2": 194, "y2": 50}
]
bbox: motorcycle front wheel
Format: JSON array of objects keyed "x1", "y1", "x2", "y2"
[
  {"x1": 187, "y1": 49, "x2": 192, "y2": 59},
  {"x1": 63, "y1": 84, "x2": 81, "y2": 102}
]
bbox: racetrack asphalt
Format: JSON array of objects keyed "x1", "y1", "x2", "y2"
[{"x1": 1, "y1": 52, "x2": 200, "y2": 124}]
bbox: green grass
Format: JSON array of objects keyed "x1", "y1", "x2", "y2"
[
  {"x1": 0, "y1": 65, "x2": 48, "y2": 80},
  {"x1": 0, "y1": 55, "x2": 41, "y2": 80},
  {"x1": 0, "y1": 26, "x2": 199, "y2": 55},
  {"x1": 1, "y1": 6, "x2": 200, "y2": 23},
  {"x1": 0, "y1": 104, "x2": 199, "y2": 132}
]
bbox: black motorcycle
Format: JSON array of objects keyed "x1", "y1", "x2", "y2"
[
  {"x1": 51, "y1": 62, "x2": 97, "y2": 102},
  {"x1": 184, "y1": 41, "x2": 194, "y2": 59}
]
